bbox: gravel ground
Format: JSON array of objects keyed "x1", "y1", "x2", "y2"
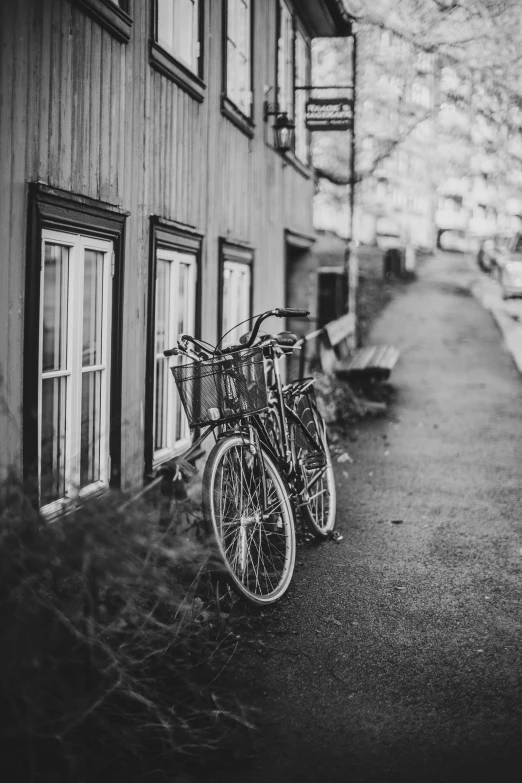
[{"x1": 204, "y1": 250, "x2": 522, "y2": 783}]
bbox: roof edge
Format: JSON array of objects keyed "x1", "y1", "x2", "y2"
[{"x1": 299, "y1": 0, "x2": 353, "y2": 37}]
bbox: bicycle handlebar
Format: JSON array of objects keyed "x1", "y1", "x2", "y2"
[
  {"x1": 163, "y1": 308, "x2": 310, "y2": 357},
  {"x1": 274, "y1": 308, "x2": 309, "y2": 318},
  {"x1": 222, "y1": 308, "x2": 310, "y2": 354}
]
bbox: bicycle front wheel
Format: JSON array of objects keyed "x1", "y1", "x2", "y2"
[{"x1": 202, "y1": 435, "x2": 295, "y2": 606}]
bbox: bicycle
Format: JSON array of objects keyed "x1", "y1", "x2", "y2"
[{"x1": 164, "y1": 308, "x2": 336, "y2": 606}]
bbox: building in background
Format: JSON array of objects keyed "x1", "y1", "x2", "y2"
[
  {"x1": 354, "y1": 27, "x2": 437, "y2": 252},
  {"x1": 435, "y1": 64, "x2": 522, "y2": 251},
  {"x1": 0, "y1": 0, "x2": 351, "y2": 515}
]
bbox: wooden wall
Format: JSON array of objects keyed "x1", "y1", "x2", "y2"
[{"x1": 0, "y1": 0, "x2": 315, "y2": 486}]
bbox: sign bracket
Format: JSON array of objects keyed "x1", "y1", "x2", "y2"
[{"x1": 295, "y1": 85, "x2": 354, "y2": 91}]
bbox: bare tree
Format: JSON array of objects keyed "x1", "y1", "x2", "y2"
[{"x1": 314, "y1": 0, "x2": 522, "y2": 198}]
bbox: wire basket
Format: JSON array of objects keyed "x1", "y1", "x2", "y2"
[{"x1": 171, "y1": 347, "x2": 268, "y2": 428}]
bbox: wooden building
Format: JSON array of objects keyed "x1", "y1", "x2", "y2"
[{"x1": 0, "y1": 0, "x2": 351, "y2": 516}]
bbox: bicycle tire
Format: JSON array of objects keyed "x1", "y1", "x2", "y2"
[
  {"x1": 292, "y1": 392, "x2": 336, "y2": 539},
  {"x1": 202, "y1": 434, "x2": 295, "y2": 606}
]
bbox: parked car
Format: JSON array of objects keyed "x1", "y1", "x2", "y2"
[
  {"x1": 501, "y1": 260, "x2": 522, "y2": 299},
  {"x1": 488, "y1": 232, "x2": 516, "y2": 278},
  {"x1": 439, "y1": 229, "x2": 468, "y2": 252},
  {"x1": 497, "y1": 233, "x2": 522, "y2": 298}
]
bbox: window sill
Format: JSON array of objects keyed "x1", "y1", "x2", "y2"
[
  {"x1": 265, "y1": 140, "x2": 312, "y2": 178},
  {"x1": 221, "y1": 95, "x2": 255, "y2": 138},
  {"x1": 40, "y1": 482, "x2": 109, "y2": 522},
  {"x1": 152, "y1": 440, "x2": 192, "y2": 473},
  {"x1": 74, "y1": 0, "x2": 133, "y2": 43},
  {"x1": 283, "y1": 150, "x2": 313, "y2": 179},
  {"x1": 150, "y1": 41, "x2": 206, "y2": 102}
]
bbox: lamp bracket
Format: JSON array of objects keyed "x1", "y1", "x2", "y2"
[
  {"x1": 295, "y1": 85, "x2": 354, "y2": 91},
  {"x1": 264, "y1": 101, "x2": 280, "y2": 120}
]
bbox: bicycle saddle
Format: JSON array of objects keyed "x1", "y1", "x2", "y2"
[{"x1": 239, "y1": 330, "x2": 298, "y2": 347}]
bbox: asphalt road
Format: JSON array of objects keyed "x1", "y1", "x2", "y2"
[{"x1": 213, "y1": 250, "x2": 522, "y2": 783}]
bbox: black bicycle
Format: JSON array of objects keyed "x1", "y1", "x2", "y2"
[{"x1": 164, "y1": 308, "x2": 336, "y2": 605}]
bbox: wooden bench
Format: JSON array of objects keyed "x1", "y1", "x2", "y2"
[{"x1": 318, "y1": 313, "x2": 400, "y2": 382}]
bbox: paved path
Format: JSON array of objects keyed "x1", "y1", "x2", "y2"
[{"x1": 221, "y1": 251, "x2": 522, "y2": 783}]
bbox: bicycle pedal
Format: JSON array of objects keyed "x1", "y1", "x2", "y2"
[{"x1": 303, "y1": 453, "x2": 326, "y2": 469}]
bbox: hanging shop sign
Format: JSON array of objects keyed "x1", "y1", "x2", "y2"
[{"x1": 305, "y1": 98, "x2": 353, "y2": 131}]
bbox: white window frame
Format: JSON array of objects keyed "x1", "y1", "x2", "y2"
[
  {"x1": 221, "y1": 254, "x2": 252, "y2": 347},
  {"x1": 39, "y1": 229, "x2": 113, "y2": 517},
  {"x1": 277, "y1": 0, "x2": 294, "y2": 119},
  {"x1": 294, "y1": 26, "x2": 311, "y2": 163},
  {"x1": 156, "y1": 0, "x2": 201, "y2": 74},
  {"x1": 225, "y1": 0, "x2": 252, "y2": 117},
  {"x1": 152, "y1": 248, "x2": 196, "y2": 466}
]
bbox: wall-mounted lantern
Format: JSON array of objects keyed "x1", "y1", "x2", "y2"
[
  {"x1": 272, "y1": 112, "x2": 295, "y2": 153},
  {"x1": 264, "y1": 95, "x2": 295, "y2": 154}
]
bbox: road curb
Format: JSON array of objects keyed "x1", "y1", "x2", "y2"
[{"x1": 471, "y1": 278, "x2": 522, "y2": 374}]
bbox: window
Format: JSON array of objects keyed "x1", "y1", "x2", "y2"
[
  {"x1": 277, "y1": 0, "x2": 294, "y2": 119},
  {"x1": 417, "y1": 51, "x2": 432, "y2": 73},
  {"x1": 39, "y1": 230, "x2": 113, "y2": 515},
  {"x1": 220, "y1": 243, "x2": 253, "y2": 347},
  {"x1": 224, "y1": 0, "x2": 252, "y2": 118},
  {"x1": 276, "y1": 5, "x2": 311, "y2": 166},
  {"x1": 24, "y1": 185, "x2": 126, "y2": 514},
  {"x1": 381, "y1": 30, "x2": 391, "y2": 48},
  {"x1": 153, "y1": 249, "x2": 196, "y2": 462},
  {"x1": 156, "y1": 0, "x2": 200, "y2": 73},
  {"x1": 294, "y1": 28, "x2": 311, "y2": 164},
  {"x1": 145, "y1": 220, "x2": 201, "y2": 472},
  {"x1": 411, "y1": 81, "x2": 431, "y2": 108},
  {"x1": 150, "y1": 0, "x2": 205, "y2": 101}
]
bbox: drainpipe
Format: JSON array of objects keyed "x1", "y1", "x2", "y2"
[{"x1": 347, "y1": 30, "x2": 358, "y2": 343}]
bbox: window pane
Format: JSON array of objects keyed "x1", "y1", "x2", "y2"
[
  {"x1": 176, "y1": 263, "x2": 191, "y2": 443},
  {"x1": 178, "y1": 262, "x2": 189, "y2": 336},
  {"x1": 82, "y1": 249, "x2": 104, "y2": 367},
  {"x1": 174, "y1": 0, "x2": 196, "y2": 67},
  {"x1": 158, "y1": 0, "x2": 199, "y2": 71},
  {"x1": 153, "y1": 251, "x2": 195, "y2": 458},
  {"x1": 41, "y1": 376, "x2": 67, "y2": 505},
  {"x1": 228, "y1": 0, "x2": 237, "y2": 42},
  {"x1": 155, "y1": 357, "x2": 168, "y2": 451},
  {"x1": 155, "y1": 259, "x2": 169, "y2": 355},
  {"x1": 80, "y1": 370, "x2": 102, "y2": 488},
  {"x1": 221, "y1": 260, "x2": 251, "y2": 346},
  {"x1": 43, "y1": 243, "x2": 69, "y2": 373},
  {"x1": 154, "y1": 258, "x2": 170, "y2": 451},
  {"x1": 295, "y1": 31, "x2": 309, "y2": 162},
  {"x1": 277, "y1": 2, "x2": 293, "y2": 118},
  {"x1": 157, "y1": 0, "x2": 174, "y2": 51},
  {"x1": 227, "y1": 0, "x2": 251, "y2": 115}
]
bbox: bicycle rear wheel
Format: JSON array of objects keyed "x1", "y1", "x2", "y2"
[
  {"x1": 202, "y1": 434, "x2": 295, "y2": 605},
  {"x1": 293, "y1": 391, "x2": 336, "y2": 539}
]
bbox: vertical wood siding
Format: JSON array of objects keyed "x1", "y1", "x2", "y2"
[{"x1": 1, "y1": 0, "x2": 315, "y2": 485}]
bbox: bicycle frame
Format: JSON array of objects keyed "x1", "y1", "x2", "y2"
[{"x1": 166, "y1": 306, "x2": 326, "y2": 513}]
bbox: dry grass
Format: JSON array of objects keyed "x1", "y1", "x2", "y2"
[{"x1": 0, "y1": 476, "x2": 254, "y2": 782}]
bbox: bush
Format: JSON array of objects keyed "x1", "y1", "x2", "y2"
[
  {"x1": 0, "y1": 476, "x2": 252, "y2": 782},
  {"x1": 313, "y1": 372, "x2": 368, "y2": 425}
]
